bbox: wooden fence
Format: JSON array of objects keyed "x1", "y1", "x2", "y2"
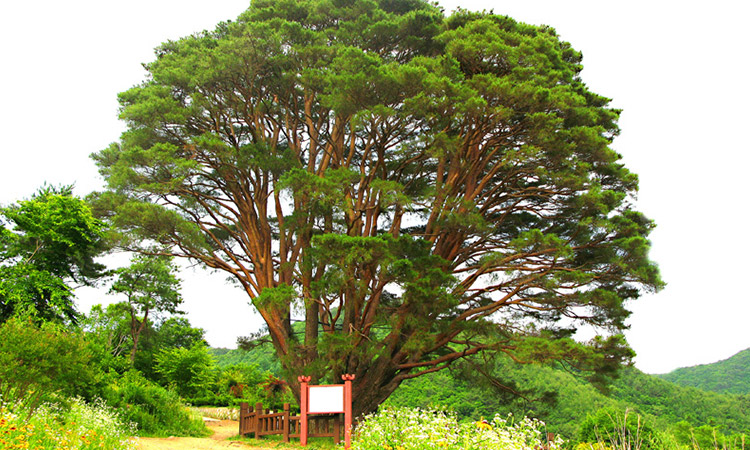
[{"x1": 239, "y1": 402, "x2": 343, "y2": 444}]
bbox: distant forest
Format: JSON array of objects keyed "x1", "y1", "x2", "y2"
[
  {"x1": 210, "y1": 342, "x2": 750, "y2": 444},
  {"x1": 658, "y1": 348, "x2": 750, "y2": 395}
]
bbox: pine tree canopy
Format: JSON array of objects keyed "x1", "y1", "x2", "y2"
[{"x1": 92, "y1": 0, "x2": 663, "y2": 416}]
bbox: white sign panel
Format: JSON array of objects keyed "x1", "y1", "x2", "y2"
[{"x1": 308, "y1": 385, "x2": 344, "y2": 413}]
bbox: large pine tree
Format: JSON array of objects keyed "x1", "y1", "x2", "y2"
[{"x1": 93, "y1": 0, "x2": 662, "y2": 416}]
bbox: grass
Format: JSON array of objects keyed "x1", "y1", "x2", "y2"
[{"x1": 230, "y1": 432, "x2": 339, "y2": 449}]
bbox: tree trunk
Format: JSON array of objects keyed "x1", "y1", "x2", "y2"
[{"x1": 129, "y1": 308, "x2": 149, "y2": 364}]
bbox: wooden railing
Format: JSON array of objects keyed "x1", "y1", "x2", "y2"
[{"x1": 239, "y1": 402, "x2": 343, "y2": 444}]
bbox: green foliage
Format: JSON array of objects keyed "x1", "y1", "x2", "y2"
[
  {"x1": 0, "y1": 263, "x2": 77, "y2": 324},
  {"x1": 82, "y1": 303, "x2": 134, "y2": 361},
  {"x1": 0, "y1": 318, "x2": 98, "y2": 414},
  {"x1": 156, "y1": 316, "x2": 206, "y2": 349},
  {"x1": 205, "y1": 346, "x2": 298, "y2": 408},
  {"x1": 82, "y1": 303, "x2": 206, "y2": 378},
  {"x1": 103, "y1": 370, "x2": 209, "y2": 437},
  {"x1": 108, "y1": 254, "x2": 183, "y2": 362},
  {"x1": 0, "y1": 186, "x2": 107, "y2": 325},
  {"x1": 210, "y1": 346, "x2": 282, "y2": 374},
  {"x1": 1, "y1": 185, "x2": 107, "y2": 284},
  {"x1": 212, "y1": 364, "x2": 267, "y2": 405},
  {"x1": 386, "y1": 354, "x2": 621, "y2": 440},
  {"x1": 610, "y1": 366, "x2": 750, "y2": 436},
  {"x1": 383, "y1": 352, "x2": 750, "y2": 444},
  {"x1": 154, "y1": 343, "x2": 217, "y2": 399},
  {"x1": 670, "y1": 420, "x2": 749, "y2": 450},
  {"x1": 659, "y1": 348, "x2": 750, "y2": 395},
  {"x1": 578, "y1": 408, "x2": 671, "y2": 450},
  {"x1": 0, "y1": 398, "x2": 137, "y2": 450},
  {"x1": 110, "y1": 255, "x2": 183, "y2": 318}
]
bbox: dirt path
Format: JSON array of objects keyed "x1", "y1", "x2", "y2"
[{"x1": 136, "y1": 419, "x2": 271, "y2": 450}]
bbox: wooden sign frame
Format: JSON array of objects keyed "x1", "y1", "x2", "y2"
[{"x1": 298, "y1": 374, "x2": 355, "y2": 449}]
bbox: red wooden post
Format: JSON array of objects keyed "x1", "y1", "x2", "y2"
[
  {"x1": 342, "y1": 374, "x2": 355, "y2": 450},
  {"x1": 298, "y1": 375, "x2": 311, "y2": 446}
]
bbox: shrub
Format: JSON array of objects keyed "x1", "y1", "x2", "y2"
[
  {"x1": 0, "y1": 317, "x2": 97, "y2": 415},
  {"x1": 155, "y1": 343, "x2": 217, "y2": 399},
  {"x1": 104, "y1": 370, "x2": 209, "y2": 437},
  {"x1": 353, "y1": 406, "x2": 561, "y2": 450},
  {"x1": 0, "y1": 397, "x2": 136, "y2": 450}
]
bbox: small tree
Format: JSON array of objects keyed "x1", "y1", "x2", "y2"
[
  {"x1": 109, "y1": 254, "x2": 182, "y2": 363},
  {"x1": 155, "y1": 343, "x2": 217, "y2": 399},
  {"x1": 1, "y1": 186, "x2": 106, "y2": 324}
]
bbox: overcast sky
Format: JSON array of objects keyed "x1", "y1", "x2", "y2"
[{"x1": 1, "y1": 0, "x2": 747, "y2": 374}]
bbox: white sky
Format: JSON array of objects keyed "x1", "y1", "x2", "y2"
[{"x1": 1, "y1": 0, "x2": 747, "y2": 374}]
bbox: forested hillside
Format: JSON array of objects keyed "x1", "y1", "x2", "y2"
[
  {"x1": 659, "y1": 348, "x2": 750, "y2": 395},
  {"x1": 209, "y1": 346, "x2": 281, "y2": 373},
  {"x1": 212, "y1": 344, "x2": 750, "y2": 441}
]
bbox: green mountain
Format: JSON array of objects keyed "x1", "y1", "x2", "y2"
[
  {"x1": 385, "y1": 358, "x2": 750, "y2": 439},
  {"x1": 658, "y1": 348, "x2": 750, "y2": 395},
  {"x1": 612, "y1": 366, "x2": 750, "y2": 434}
]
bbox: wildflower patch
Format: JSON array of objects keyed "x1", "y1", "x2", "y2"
[{"x1": 352, "y1": 407, "x2": 563, "y2": 450}]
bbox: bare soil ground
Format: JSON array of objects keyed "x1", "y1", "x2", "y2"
[{"x1": 135, "y1": 419, "x2": 274, "y2": 450}]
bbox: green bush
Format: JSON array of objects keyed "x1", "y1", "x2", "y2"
[
  {"x1": 104, "y1": 370, "x2": 208, "y2": 437},
  {"x1": 0, "y1": 317, "x2": 97, "y2": 414},
  {"x1": 155, "y1": 343, "x2": 217, "y2": 399}
]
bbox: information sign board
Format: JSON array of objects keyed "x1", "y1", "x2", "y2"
[
  {"x1": 308, "y1": 385, "x2": 344, "y2": 414},
  {"x1": 298, "y1": 374, "x2": 355, "y2": 449}
]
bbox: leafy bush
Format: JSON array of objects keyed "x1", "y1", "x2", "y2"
[
  {"x1": 155, "y1": 343, "x2": 217, "y2": 399},
  {"x1": 353, "y1": 406, "x2": 561, "y2": 450},
  {"x1": 0, "y1": 397, "x2": 136, "y2": 450},
  {"x1": 104, "y1": 370, "x2": 208, "y2": 437},
  {"x1": 0, "y1": 317, "x2": 97, "y2": 414}
]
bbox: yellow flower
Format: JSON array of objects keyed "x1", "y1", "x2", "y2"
[{"x1": 475, "y1": 420, "x2": 492, "y2": 431}]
